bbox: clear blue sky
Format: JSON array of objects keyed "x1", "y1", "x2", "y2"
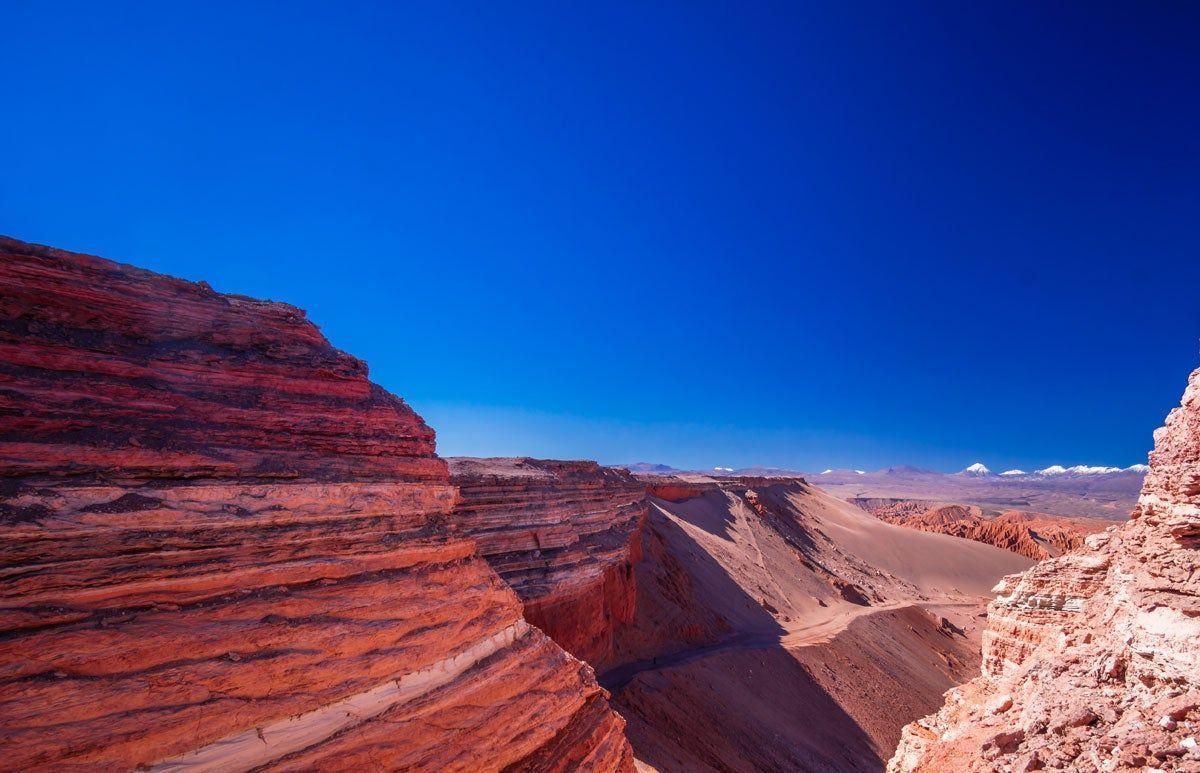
[{"x1": 4, "y1": 2, "x2": 1199, "y2": 471}]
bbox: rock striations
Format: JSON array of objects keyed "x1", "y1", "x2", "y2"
[
  {"x1": 0, "y1": 237, "x2": 633, "y2": 771},
  {"x1": 853, "y1": 499, "x2": 1114, "y2": 560},
  {"x1": 449, "y1": 457, "x2": 647, "y2": 670},
  {"x1": 890, "y1": 366, "x2": 1200, "y2": 772}
]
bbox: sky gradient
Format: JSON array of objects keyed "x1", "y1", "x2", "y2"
[{"x1": 4, "y1": 2, "x2": 1199, "y2": 472}]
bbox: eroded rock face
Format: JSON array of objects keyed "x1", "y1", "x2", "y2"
[
  {"x1": 0, "y1": 237, "x2": 632, "y2": 771},
  {"x1": 854, "y1": 498, "x2": 1113, "y2": 560},
  {"x1": 890, "y1": 367, "x2": 1200, "y2": 772},
  {"x1": 449, "y1": 457, "x2": 646, "y2": 670}
]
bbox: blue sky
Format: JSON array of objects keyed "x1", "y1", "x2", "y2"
[{"x1": 4, "y1": 2, "x2": 1199, "y2": 471}]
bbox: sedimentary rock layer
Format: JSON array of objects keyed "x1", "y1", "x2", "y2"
[
  {"x1": 890, "y1": 367, "x2": 1200, "y2": 772},
  {"x1": 449, "y1": 457, "x2": 646, "y2": 669},
  {"x1": 0, "y1": 237, "x2": 633, "y2": 771},
  {"x1": 853, "y1": 498, "x2": 1114, "y2": 559}
]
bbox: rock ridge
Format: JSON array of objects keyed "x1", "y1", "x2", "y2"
[
  {"x1": 852, "y1": 498, "x2": 1114, "y2": 560},
  {"x1": 889, "y1": 366, "x2": 1200, "y2": 772}
]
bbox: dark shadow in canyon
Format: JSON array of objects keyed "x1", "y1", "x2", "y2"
[
  {"x1": 601, "y1": 505, "x2": 883, "y2": 772},
  {"x1": 662, "y1": 489, "x2": 740, "y2": 541}
]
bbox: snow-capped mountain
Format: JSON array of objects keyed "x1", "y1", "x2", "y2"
[
  {"x1": 1030, "y1": 464, "x2": 1147, "y2": 477},
  {"x1": 971, "y1": 464, "x2": 1149, "y2": 478},
  {"x1": 802, "y1": 461, "x2": 1149, "y2": 519}
]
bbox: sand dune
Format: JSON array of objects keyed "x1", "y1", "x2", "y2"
[{"x1": 603, "y1": 478, "x2": 1031, "y2": 771}]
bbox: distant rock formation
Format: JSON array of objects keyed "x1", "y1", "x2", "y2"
[
  {"x1": 890, "y1": 366, "x2": 1200, "y2": 772},
  {"x1": 0, "y1": 237, "x2": 632, "y2": 771},
  {"x1": 808, "y1": 465, "x2": 1146, "y2": 519},
  {"x1": 853, "y1": 498, "x2": 1114, "y2": 560}
]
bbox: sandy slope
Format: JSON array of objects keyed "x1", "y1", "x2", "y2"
[{"x1": 603, "y1": 479, "x2": 1031, "y2": 771}]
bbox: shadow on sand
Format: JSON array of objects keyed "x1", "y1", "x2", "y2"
[{"x1": 601, "y1": 504, "x2": 886, "y2": 772}]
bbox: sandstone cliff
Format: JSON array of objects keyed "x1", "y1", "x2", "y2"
[
  {"x1": 853, "y1": 499, "x2": 1114, "y2": 560},
  {"x1": 0, "y1": 237, "x2": 633, "y2": 771},
  {"x1": 449, "y1": 457, "x2": 646, "y2": 670},
  {"x1": 890, "y1": 367, "x2": 1200, "y2": 772}
]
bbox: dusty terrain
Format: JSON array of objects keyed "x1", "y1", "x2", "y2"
[
  {"x1": 852, "y1": 498, "x2": 1118, "y2": 559},
  {"x1": 600, "y1": 478, "x2": 1031, "y2": 771},
  {"x1": 625, "y1": 464, "x2": 1147, "y2": 520}
]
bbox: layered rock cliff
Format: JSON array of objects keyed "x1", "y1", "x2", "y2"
[
  {"x1": 0, "y1": 237, "x2": 633, "y2": 771},
  {"x1": 449, "y1": 457, "x2": 646, "y2": 670},
  {"x1": 853, "y1": 499, "x2": 1113, "y2": 560},
  {"x1": 890, "y1": 367, "x2": 1200, "y2": 772}
]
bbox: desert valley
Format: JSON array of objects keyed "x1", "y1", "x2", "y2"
[{"x1": 2, "y1": 236, "x2": 1196, "y2": 772}]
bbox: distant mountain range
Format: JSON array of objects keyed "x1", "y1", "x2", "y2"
[{"x1": 612, "y1": 460, "x2": 1147, "y2": 519}]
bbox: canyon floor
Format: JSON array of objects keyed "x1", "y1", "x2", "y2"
[{"x1": 595, "y1": 479, "x2": 1029, "y2": 771}]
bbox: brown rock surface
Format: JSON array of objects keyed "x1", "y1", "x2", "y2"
[
  {"x1": 0, "y1": 237, "x2": 633, "y2": 771},
  {"x1": 890, "y1": 367, "x2": 1200, "y2": 772},
  {"x1": 449, "y1": 457, "x2": 647, "y2": 670},
  {"x1": 854, "y1": 498, "x2": 1116, "y2": 559}
]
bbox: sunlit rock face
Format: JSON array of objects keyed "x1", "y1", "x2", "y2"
[
  {"x1": 449, "y1": 457, "x2": 647, "y2": 671},
  {"x1": 890, "y1": 367, "x2": 1200, "y2": 772},
  {"x1": 854, "y1": 499, "x2": 1111, "y2": 560},
  {"x1": 0, "y1": 237, "x2": 633, "y2": 772}
]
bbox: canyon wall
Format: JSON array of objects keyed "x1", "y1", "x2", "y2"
[
  {"x1": 0, "y1": 237, "x2": 632, "y2": 771},
  {"x1": 449, "y1": 457, "x2": 646, "y2": 670},
  {"x1": 890, "y1": 367, "x2": 1200, "y2": 772}
]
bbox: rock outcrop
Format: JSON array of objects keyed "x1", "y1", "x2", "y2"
[
  {"x1": 0, "y1": 237, "x2": 633, "y2": 771},
  {"x1": 449, "y1": 457, "x2": 646, "y2": 670},
  {"x1": 854, "y1": 498, "x2": 1114, "y2": 560},
  {"x1": 890, "y1": 367, "x2": 1200, "y2": 772}
]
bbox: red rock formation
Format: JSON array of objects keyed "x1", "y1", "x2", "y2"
[
  {"x1": 0, "y1": 237, "x2": 633, "y2": 771},
  {"x1": 890, "y1": 367, "x2": 1200, "y2": 772},
  {"x1": 640, "y1": 478, "x2": 710, "y2": 503},
  {"x1": 855, "y1": 498, "x2": 1114, "y2": 560},
  {"x1": 449, "y1": 457, "x2": 646, "y2": 670}
]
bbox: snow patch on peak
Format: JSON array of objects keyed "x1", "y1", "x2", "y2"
[
  {"x1": 1067, "y1": 464, "x2": 1121, "y2": 475},
  {"x1": 854, "y1": 470, "x2": 865, "y2": 475},
  {"x1": 961, "y1": 462, "x2": 992, "y2": 475},
  {"x1": 713, "y1": 466, "x2": 734, "y2": 473},
  {"x1": 820, "y1": 469, "x2": 833, "y2": 475},
  {"x1": 1034, "y1": 464, "x2": 1141, "y2": 476},
  {"x1": 1000, "y1": 469, "x2": 1026, "y2": 476}
]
